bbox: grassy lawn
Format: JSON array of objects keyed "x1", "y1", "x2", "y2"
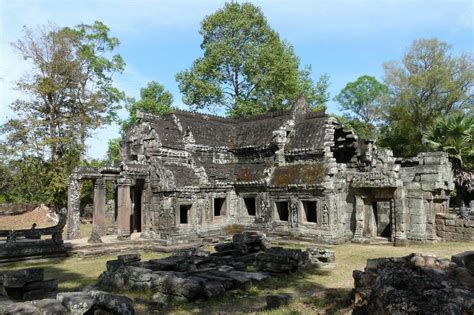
[{"x1": 0, "y1": 241, "x2": 472, "y2": 314}]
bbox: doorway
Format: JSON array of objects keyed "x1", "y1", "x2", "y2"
[
  {"x1": 364, "y1": 200, "x2": 391, "y2": 238},
  {"x1": 132, "y1": 189, "x2": 142, "y2": 232}
]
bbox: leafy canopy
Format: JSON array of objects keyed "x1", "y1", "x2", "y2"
[
  {"x1": 423, "y1": 111, "x2": 473, "y2": 169},
  {"x1": 379, "y1": 38, "x2": 473, "y2": 156},
  {"x1": 124, "y1": 81, "x2": 173, "y2": 128},
  {"x1": 176, "y1": 2, "x2": 327, "y2": 117},
  {"x1": 0, "y1": 21, "x2": 124, "y2": 207},
  {"x1": 335, "y1": 75, "x2": 387, "y2": 139}
]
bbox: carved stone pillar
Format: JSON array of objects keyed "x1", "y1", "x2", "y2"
[
  {"x1": 92, "y1": 178, "x2": 106, "y2": 236},
  {"x1": 393, "y1": 188, "x2": 408, "y2": 246},
  {"x1": 66, "y1": 174, "x2": 81, "y2": 239},
  {"x1": 352, "y1": 195, "x2": 364, "y2": 241},
  {"x1": 289, "y1": 196, "x2": 299, "y2": 228},
  {"x1": 117, "y1": 178, "x2": 132, "y2": 240}
]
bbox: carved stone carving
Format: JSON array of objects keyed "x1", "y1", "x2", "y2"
[
  {"x1": 351, "y1": 171, "x2": 398, "y2": 188},
  {"x1": 150, "y1": 162, "x2": 176, "y2": 192},
  {"x1": 66, "y1": 174, "x2": 81, "y2": 239},
  {"x1": 323, "y1": 203, "x2": 329, "y2": 226}
]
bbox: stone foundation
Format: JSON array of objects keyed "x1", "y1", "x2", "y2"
[{"x1": 435, "y1": 213, "x2": 474, "y2": 242}]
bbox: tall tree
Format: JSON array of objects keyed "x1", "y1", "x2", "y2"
[
  {"x1": 335, "y1": 75, "x2": 387, "y2": 139},
  {"x1": 5, "y1": 22, "x2": 124, "y2": 161},
  {"x1": 379, "y1": 38, "x2": 473, "y2": 156},
  {"x1": 0, "y1": 21, "x2": 124, "y2": 207},
  {"x1": 106, "y1": 138, "x2": 122, "y2": 167},
  {"x1": 176, "y1": 2, "x2": 323, "y2": 117},
  {"x1": 124, "y1": 81, "x2": 173, "y2": 128}
]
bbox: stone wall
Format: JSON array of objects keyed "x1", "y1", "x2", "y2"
[{"x1": 436, "y1": 213, "x2": 474, "y2": 242}]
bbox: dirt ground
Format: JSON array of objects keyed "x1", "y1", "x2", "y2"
[{"x1": 0, "y1": 205, "x2": 57, "y2": 230}]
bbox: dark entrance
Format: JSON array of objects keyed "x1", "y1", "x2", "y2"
[
  {"x1": 244, "y1": 197, "x2": 256, "y2": 216},
  {"x1": 214, "y1": 198, "x2": 226, "y2": 216},
  {"x1": 365, "y1": 200, "x2": 391, "y2": 238},
  {"x1": 302, "y1": 201, "x2": 317, "y2": 223},
  {"x1": 132, "y1": 189, "x2": 142, "y2": 232},
  {"x1": 275, "y1": 201, "x2": 289, "y2": 221},
  {"x1": 375, "y1": 200, "x2": 392, "y2": 238},
  {"x1": 180, "y1": 205, "x2": 191, "y2": 224}
]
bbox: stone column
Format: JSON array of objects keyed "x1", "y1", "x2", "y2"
[
  {"x1": 289, "y1": 196, "x2": 299, "y2": 228},
  {"x1": 117, "y1": 178, "x2": 132, "y2": 240},
  {"x1": 352, "y1": 195, "x2": 364, "y2": 242},
  {"x1": 66, "y1": 174, "x2": 81, "y2": 239},
  {"x1": 92, "y1": 178, "x2": 107, "y2": 236},
  {"x1": 393, "y1": 188, "x2": 408, "y2": 246}
]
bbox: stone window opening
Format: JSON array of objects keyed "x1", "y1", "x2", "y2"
[
  {"x1": 214, "y1": 198, "x2": 226, "y2": 217},
  {"x1": 244, "y1": 197, "x2": 257, "y2": 216},
  {"x1": 275, "y1": 201, "x2": 289, "y2": 221},
  {"x1": 179, "y1": 205, "x2": 192, "y2": 224},
  {"x1": 302, "y1": 200, "x2": 317, "y2": 223}
]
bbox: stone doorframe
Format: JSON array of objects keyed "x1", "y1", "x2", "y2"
[
  {"x1": 66, "y1": 167, "x2": 121, "y2": 241},
  {"x1": 352, "y1": 187, "x2": 407, "y2": 244}
]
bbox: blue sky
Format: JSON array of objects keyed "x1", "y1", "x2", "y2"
[{"x1": 1, "y1": 0, "x2": 472, "y2": 159}]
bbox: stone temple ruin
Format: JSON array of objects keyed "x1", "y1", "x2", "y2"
[{"x1": 66, "y1": 97, "x2": 459, "y2": 245}]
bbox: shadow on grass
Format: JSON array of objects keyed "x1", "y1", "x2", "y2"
[
  {"x1": 0, "y1": 257, "x2": 102, "y2": 292},
  {"x1": 142, "y1": 266, "x2": 353, "y2": 315}
]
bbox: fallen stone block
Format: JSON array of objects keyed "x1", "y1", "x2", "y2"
[
  {"x1": 122, "y1": 266, "x2": 153, "y2": 283},
  {"x1": 32, "y1": 298, "x2": 68, "y2": 315},
  {"x1": 203, "y1": 281, "x2": 226, "y2": 299},
  {"x1": 88, "y1": 290, "x2": 135, "y2": 315},
  {"x1": 451, "y1": 251, "x2": 474, "y2": 269},
  {"x1": 106, "y1": 259, "x2": 124, "y2": 272},
  {"x1": 307, "y1": 247, "x2": 335, "y2": 265},
  {"x1": 118, "y1": 253, "x2": 141, "y2": 264},
  {"x1": 57, "y1": 292, "x2": 95, "y2": 314},
  {"x1": 151, "y1": 273, "x2": 202, "y2": 299},
  {"x1": 3, "y1": 301, "x2": 39, "y2": 315},
  {"x1": 2, "y1": 268, "x2": 44, "y2": 288}
]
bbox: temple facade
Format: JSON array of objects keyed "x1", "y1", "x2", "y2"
[{"x1": 66, "y1": 98, "x2": 454, "y2": 245}]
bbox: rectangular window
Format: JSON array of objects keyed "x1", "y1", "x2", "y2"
[
  {"x1": 275, "y1": 201, "x2": 289, "y2": 221},
  {"x1": 214, "y1": 198, "x2": 226, "y2": 216},
  {"x1": 180, "y1": 205, "x2": 191, "y2": 224},
  {"x1": 302, "y1": 201, "x2": 317, "y2": 223},
  {"x1": 244, "y1": 197, "x2": 256, "y2": 216}
]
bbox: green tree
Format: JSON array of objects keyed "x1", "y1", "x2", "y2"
[
  {"x1": 176, "y1": 2, "x2": 323, "y2": 117},
  {"x1": 423, "y1": 111, "x2": 473, "y2": 194},
  {"x1": 106, "y1": 137, "x2": 122, "y2": 167},
  {"x1": 0, "y1": 21, "x2": 124, "y2": 207},
  {"x1": 4, "y1": 22, "x2": 124, "y2": 161},
  {"x1": 335, "y1": 75, "x2": 387, "y2": 139},
  {"x1": 124, "y1": 81, "x2": 173, "y2": 127},
  {"x1": 379, "y1": 38, "x2": 473, "y2": 156}
]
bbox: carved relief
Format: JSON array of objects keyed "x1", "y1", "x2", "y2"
[
  {"x1": 323, "y1": 203, "x2": 329, "y2": 226},
  {"x1": 290, "y1": 197, "x2": 299, "y2": 228},
  {"x1": 66, "y1": 174, "x2": 82, "y2": 239},
  {"x1": 150, "y1": 162, "x2": 176, "y2": 192}
]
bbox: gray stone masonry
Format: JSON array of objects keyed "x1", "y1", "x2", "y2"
[{"x1": 66, "y1": 97, "x2": 458, "y2": 246}]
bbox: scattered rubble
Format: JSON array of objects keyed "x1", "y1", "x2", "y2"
[
  {"x1": 98, "y1": 232, "x2": 334, "y2": 303},
  {"x1": 353, "y1": 251, "x2": 474, "y2": 314},
  {"x1": 0, "y1": 268, "x2": 134, "y2": 314},
  {"x1": 0, "y1": 290, "x2": 134, "y2": 315},
  {"x1": 306, "y1": 247, "x2": 336, "y2": 266},
  {"x1": 0, "y1": 268, "x2": 57, "y2": 301}
]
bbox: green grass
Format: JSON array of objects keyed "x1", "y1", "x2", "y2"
[
  {"x1": 0, "y1": 252, "x2": 168, "y2": 291},
  {"x1": 0, "y1": 242, "x2": 472, "y2": 314}
]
